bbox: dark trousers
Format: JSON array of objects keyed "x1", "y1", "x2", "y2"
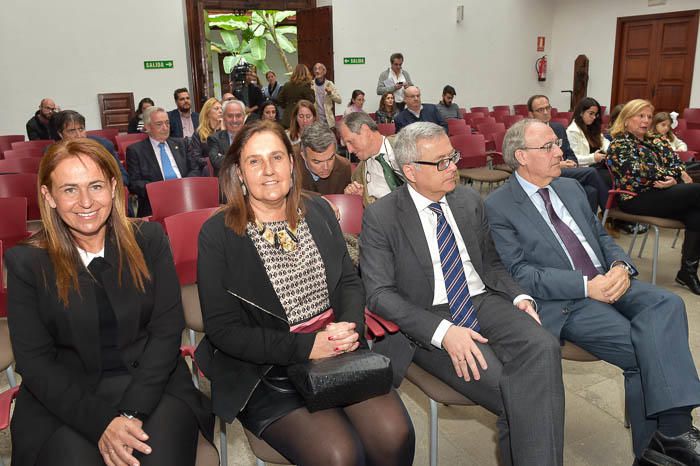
[
  {"x1": 559, "y1": 280, "x2": 700, "y2": 457},
  {"x1": 413, "y1": 293, "x2": 564, "y2": 466},
  {"x1": 561, "y1": 166, "x2": 610, "y2": 212},
  {"x1": 619, "y1": 183, "x2": 700, "y2": 231}
]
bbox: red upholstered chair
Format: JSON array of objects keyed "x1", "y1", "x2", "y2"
[
  {"x1": 146, "y1": 177, "x2": 220, "y2": 226},
  {"x1": 555, "y1": 111, "x2": 573, "y2": 123},
  {"x1": 447, "y1": 119, "x2": 470, "y2": 136},
  {"x1": 0, "y1": 173, "x2": 40, "y2": 220},
  {"x1": 377, "y1": 123, "x2": 396, "y2": 136},
  {"x1": 682, "y1": 108, "x2": 700, "y2": 123},
  {"x1": 600, "y1": 105, "x2": 607, "y2": 115},
  {"x1": 683, "y1": 129, "x2": 700, "y2": 152},
  {"x1": 470, "y1": 116, "x2": 496, "y2": 127},
  {"x1": 86, "y1": 128, "x2": 119, "y2": 146},
  {"x1": 0, "y1": 135, "x2": 25, "y2": 158},
  {"x1": 458, "y1": 107, "x2": 467, "y2": 117},
  {"x1": 0, "y1": 238, "x2": 20, "y2": 397},
  {"x1": 550, "y1": 107, "x2": 559, "y2": 117},
  {"x1": 322, "y1": 194, "x2": 364, "y2": 235},
  {"x1": 513, "y1": 104, "x2": 529, "y2": 116},
  {"x1": 677, "y1": 151, "x2": 697, "y2": 163},
  {"x1": 450, "y1": 133, "x2": 509, "y2": 191},
  {"x1": 463, "y1": 112, "x2": 485, "y2": 124},
  {"x1": 115, "y1": 133, "x2": 148, "y2": 161},
  {"x1": 335, "y1": 115, "x2": 343, "y2": 124},
  {"x1": 2, "y1": 148, "x2": 44, "y2": 160},
  {"x1": 492, "y1": 105, "x2": 511, "y2": 114},
  {"x1": 0, "y1": 157, "x2": 41, "y2": 174},
  {"x1": 476, "y1": 122, "x2": 506, "y2": 139},
  {"x1": 11, "y1": 140, "x2": 53, "y2": 152},
  {"x1": 470, "y1": 106, "x2": 489, "y2": 114},
  {"x1": 502, "y1": 114, "x2": 525, "y2": 129},
  {"x1": 0, "y1": 197, "x2": 30, "y2": 251},
  {"x1": 368, "y1": 112, "x2": 377, "y2": 121}
]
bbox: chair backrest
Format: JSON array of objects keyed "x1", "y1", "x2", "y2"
[
  {"x1": 550, "y1": 107, "x2": 559, "y2": 117},
  {"x1": 683, "y1": 129, "x2": 700, "y2": 152},
  {"x1": 0, "y1": 135, "x2": 25, "y2": 157},
  {"x1": 11, "y1": 140, "x2": 53, "y2": 152},
  {"x1": 2, "y1": 148, "x2": 44, "y2": 160},
  {"x1": 0, "y1": 173, "x2": 40, "y2": 220},
  {"x1": 492, "y1": 105, "x2": 511, "y2": 114},
  {"x1": 556, "y1": 111, "x2": 573, "y2": 123},
  {"x1": 0, "y1": 197, "x2": 30, "y2": 251},
  {"x1": 683, "y1": 108, "x2": 700, "y2": 123},
  {"x1": 502, "y1": 114, "x2": 525, "y2": 129},
  {"x1": 0, "y1": 240, "x2": 6, "y2": 318},
  {"x1": 492, "y1": 111, "x2": 511, "y2": 123},
  {"x1": 513, "y1": 104, "x2": 529, "y2": 116},
  {"x1": 476, "y1": 122, "x2": 506, "y2": 139},
  {"x1": 550, "y1": 118, "x2": 569, "y2": 128},
  {"x1": 368, "y1": 112, "x2": 377, "y2": 121},
  {"x1": 462, "y1": 112, "x2": 485, "y2": 125},
  {"x1": 377, "y1": 123, "x2": 396, "y2": 136},
  {"x1": 115, "y1": 133, "x2": 148, "y2": 160},
  {"x1": 163, "y1": 207, "x2": 219, "y2": 285},
  {"x1": 335, "y1": 115, "x2": 343, "y2": 123},
  {"x1": 146, "y1": 177, "x2": 220, "y2": 224},
  {"x1": 322, "y1": 194, "x2": 364, "y2": 235},
  {"x1": 450, "y1": 134, "x2": 487, "y2": 167},
  {"x1": 491, "y1": 131, "x2": 506, "y2": 153},
  {"x1": 86, "y1": 128, "x2": 119, "y2": 146},
  {"x1": 458, "y1": 107, "x2": 467, "y2": 117},
  {"x1": 471, "y1": 116, "x2": 496, "y2": 127},
  {"x1": 599, "y1": 105, "x2": 607, "y2": 115},
  {"x1": 447, "y1": 119, "x2": 470, "y2": 136},
  {"x1": 470, "y1": 106, "x2": 489, "y2": 114},
  {"x1": 0, "y1": 158, "x2": 41, "y2": 174}
]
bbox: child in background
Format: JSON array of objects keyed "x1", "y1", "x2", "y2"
[{"x1": 651, "y1": 112, "x2": 688, "y2": 151}]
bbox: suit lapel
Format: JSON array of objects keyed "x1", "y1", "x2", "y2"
[
  {"x1": 305, "y1": 200, "x2": 341, "y2": 295},
  {"x1": 143, "y1": 140, "x2": 164, "y2": 182},
  {"x1": 68, "y1": 269, "x2": 101, "y2": 373},
  {"x1": 446, "y1": 190, "x2": 483, "y2": 274},
  {"x1": 167, "y1": 139, "x2": 187, "y2": 176},
  {"x1": 396, "y1": 186, "x2": 435, "y2": 294}
]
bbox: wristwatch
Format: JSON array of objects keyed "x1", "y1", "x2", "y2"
[
  {"x1": 120, "y1": 410, "x2": 145, "y2": 421},
  {"x1": 612, "y1": 261, "x2": 634, "y2": 276}
]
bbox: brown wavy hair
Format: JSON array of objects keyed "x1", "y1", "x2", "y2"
[
  {"x1": 27, "y1": 138, "x2": 150, "y2": 305},
  {"x1": 219, "y1": 120, "x2": 306, "y2": 235},
  {"x1": 289, "y1": 63, "x2": 312, "y2": 85},
  {"x1": 288, "y1": 100, "x2": 317, "y2": 142}
]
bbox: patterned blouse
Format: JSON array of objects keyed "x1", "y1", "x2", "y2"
[
  {"x1": 375, "y1": 109, "x2": 398, "y2": 124},
  {"x1": 606, "y1": 131, "x2": 685, "y2": 201},
  {"x1": 247, "y1": 218, "x2": 330, "y2": 326}
]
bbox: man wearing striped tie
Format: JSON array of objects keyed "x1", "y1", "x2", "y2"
[{"x1": 360, "y1": 122, "x2": 565, "y2": 466}]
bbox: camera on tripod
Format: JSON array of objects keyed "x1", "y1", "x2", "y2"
[{"x1": 231, "y1": 62, "x2": 252, "y2": 86}]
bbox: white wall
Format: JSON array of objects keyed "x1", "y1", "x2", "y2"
[
  {"x1": 0, "y1": 0, "x2": 191, "y2": 136},
  {"x1": 547, "y1": 0, "x2": 700, "y2": 112},
  {"x1": 330, "y1": 0, "x2": 555, "y2": 114}
]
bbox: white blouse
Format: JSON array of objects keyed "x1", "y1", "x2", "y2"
[{"x1": 566, "y1": 122, "x2": 610, "y2": 166}]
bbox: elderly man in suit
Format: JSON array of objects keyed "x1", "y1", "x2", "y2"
[
  {"x1": 207, "y1": 99, "x2": 246, "y2": 176},
  {"x1": 168, "y1": 88, "x2": 200, "y2": 138},
  {"x1": 484, "y1": 118, "x2": 700, "y2": 465},
  {"x1": 360, "y1": 121, "x2": 565, "y2": 466},
  {"x1": 126, "y1": 106, "x2": 200, "y2": 217}
]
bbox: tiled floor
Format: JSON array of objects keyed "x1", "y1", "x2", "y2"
[{"x1": 1, "y1": 227, "x2": 698, "y2": 465}]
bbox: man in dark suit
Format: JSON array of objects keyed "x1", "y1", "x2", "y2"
[
  {"x1": 527, "y1": 94, "x2": 608, "y2": 213},
  {"x1": 167, "y1": 88, "x2": 200, "y2": 138},
  {"x1": 126, "y1": 106, "x2": 200, "y2": 217},
  {"x1": 299, "y1": 121, "x2": 352, "y2": 195},
  {"x1": 207, "y1": 99, "x2": 246, "y2": 176},
  {"x1": 484, "y1": 118, "x2": 700, "y2": 464},
  {"x1": 360, "y1": 122, "x2": 565, "y2": 465},
  {"x1": 394, "y1": 86, "x2": 448, "y2": 133}
]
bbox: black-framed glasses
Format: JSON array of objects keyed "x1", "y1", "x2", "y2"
[
  {"x1": 533, "y1": 105, "x2": 552, "y2": 114},
  {"x1": 413, "y1": 150, "x2": 461, "y2": 171},
  {"x1": 519, "y1": 139, "x2": 562, "y2": 153}
]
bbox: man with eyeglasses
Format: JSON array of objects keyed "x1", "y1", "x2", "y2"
[
  {"x1": 361, "y1": 122, "x2": 565, "y2": 466},
  {"x1": 485, "y1": 118, "x2": 700, "y2": 465},
  {"x1": 26, "y1": 98, "x2": 60, "y2": 140},
  {"x1": 126, "y1": 106, "x2": 201, "y2": 217},
  {"x1": 528, "y1": 95, "x2": 609, "y2": 214}
]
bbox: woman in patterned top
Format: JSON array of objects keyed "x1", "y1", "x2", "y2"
[
  {"x1": 607, "y1": 99, "x2": 700, "y2": 294},
  {"x1": 376, "y1": 92, "x2": 399, "y2": 124},
  {"x1": 196, "y1": 119, "x2": 415, "y2": 465}
]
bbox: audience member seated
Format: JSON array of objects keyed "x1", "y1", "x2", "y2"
[
  {"x1": 126, "y1": 106, "x2": 201, "y2": 217},
  {"x1": 312, "y1": 62, "x2": 342, "y2": 129},
  {"x1": 195, "y1": 120, "x2": 415, "y2": 466},
  {"x1": 360, "y1": 121, "x2": 564, "y2": 466},
  {"x1": 128, "y1": 97, "x2": 154, "y2": 134},
  {"x1": 258, "y1": 100, "x2": 279, "y2": 122},
  {"x1": 168, "y1": 88, "x2": 199, "y2": 139},
  {"x1": 53, "y1": 110, "x2": 128, "y2": 187},
  {"x1": 566, "y1": 97, "x2": 610, "y2": 184},
  {"x1": 528, "y1": 94, "x2": 609, "y2": 213},
  {"x1": 485, "y1": 118, "x2": 700, "y2": 464},
  {"x1": 605, "y1": 104, "x2": 625, "y2": 141},
  {"x1": 188, "y1": 97, "x2": 223, "y2": 174},
  {"x1": 652, "y1": 112, "x2": 688, "y2": 152},
  {"x1": 234, "y1": 69, "x2": 264, "y2": 115},
  {"x1": 344, "y1": 90, "x2": 366, "y2": 116},
  {"x1": 26, "y1": 97, "x2": 60, "y2": 140},
  {"x1": 436, "y1": 85, "x2": 461, "y2": 120},
  {"x1": 338, "y1": 112, "x2": 404, "y2": 206},
  {"x1": 608, "y1": 99, "x2": 700, "y2": 295},
  {"x1": 207, "y1": 99, "x2": 246, "y2": 177},
  {"x1": 6, "y1": 138, "x2": 214, "y2": 466},
  {"x1": 376, "y1": 52, "x2": 413, "y2": 111},
  {"x1": 287, "y1": 99, "x2": 317, "y2": 150},
  {"x1": 299, "y1": 121, "x2": 353, "y2": 195},
  {"x1": 262, "y1": 70, "x2": 282, "y2": 103},
  {"x1": 277, "y1": 64, "x2": 315, "y2": 129},
  {"x1": 394, "y1": 86, "x2": 448, "y2": 133},
  {"x1": 376, "y1": 92, "x2": 399, "y2": 124},
  {"x1": 222, "y1": 92, "x2": 236, "y2": 102}
]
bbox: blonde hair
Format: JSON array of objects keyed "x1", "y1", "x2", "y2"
[
  {"x1": 27, "y1": 139, "x2": 150, "y2": 305},
  {"x1": 197, "y1": 97, "x2": 222, "y2": 141},
  {"x1": 610, "y1": 99, "x2": 654, "y2": 138}
]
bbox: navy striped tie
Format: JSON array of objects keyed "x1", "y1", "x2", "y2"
[{"x1": 428, "y1": 202, "x2": 480, "y2": 331}]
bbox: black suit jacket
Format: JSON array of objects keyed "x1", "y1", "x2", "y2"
[
  {"x1": 6, "y1": 222, "x2": 213, "y2": 465},
  {"x1": 360, "y1": 184, "x2": 525, "y2": 385},
  {"x1": 126, "y1": 137, "x2": 201, "y2": 217},
  {"x1": 167, "y1": 109, "x2": 200, "y2": 139},
  {"x1": 195, "y1": 196, "x2": 365, "y2": 422},
  {"x1": 550, "y1": 121, "x2": 577, "y2": 163},
  {"x1": 206, "y1": 130, "x2": 232, "y2": 176}
]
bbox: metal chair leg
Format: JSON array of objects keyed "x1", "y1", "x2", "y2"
[
  {"x1": 5, "y1": 366, "x2": 17, "y2": 388},
  {"x1": 627, "y1": 226, "x2": 639, "y2": 256},
  {"x1": 430, "y1": 398, "x2": 438, "y2": 466},
  {"x1": 256, "y1": 459, "x2": 265, "y2": 466},
  {"x1": 652, "y1": 226, "x2": 660, "y2": 284},
  {"x1": 219, "y1": 417, "x2": 228, "y2": 466},
  {"x1": 188, "y1": 328, "x2": 196, "y2": 347},
  {"x1": 638, "y1": 227, "x2": 650, "y2": 258},
  {"x1": 672, "y1": 229, "x2": 681, "y2": 248}
]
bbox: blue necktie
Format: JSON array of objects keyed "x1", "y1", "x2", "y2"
[
  {"x1": 428, "y1": 202, "x2": 480, "y2": 331},
  {"x1": 158, "y1": 143, "x2": 178, "y2": 180}
]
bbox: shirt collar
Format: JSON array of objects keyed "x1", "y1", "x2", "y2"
[
  {"x1": 514, "y1": 171, "x2": 548, "y2": 199},
  {"x1": 76, "y1": 245, "x2": 105, "y2": 267},
  {"x1": 149, "y1": 137, "x2": 167, "y2": 148},
  {"x1": 304, "y1": 159, "x2": 320, "y2": 181},
  {"x1": 407, "y1": 105, "x2": 423, "y2": 118},
  {"x1": 407, "y1": 183, "x2": 447, "y2": 213}
]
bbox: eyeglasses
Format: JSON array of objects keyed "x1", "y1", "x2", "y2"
[
  {"x1": 533, "y1": 105, "x2": 552, "y2": 114},
  {"x1": 413, "y1": 150, "x2": 461, "y2": 171},
  {"x1": 519, "y1": 139, "x2": 562, "y2": 153}
]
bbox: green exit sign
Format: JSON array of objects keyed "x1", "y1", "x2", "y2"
[
  {"x1": 343, "y1": 57, "x2": 365, "y2": 65},
  {"x1": 144, "y1": 60, "x2": 174, "y2": 70}
]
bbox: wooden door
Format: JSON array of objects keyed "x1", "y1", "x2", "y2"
[
  {"x1": 611, "y1": 10, "x2": 698, "y2": 113},
  {"x1": 97, "y1": 93, "x2": 134, "y2": 132},
  {"x1": 296, "y1": 6, "x2": 334, "y2": 81}
]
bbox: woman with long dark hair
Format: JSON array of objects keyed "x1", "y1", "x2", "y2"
[{"x1": 128, "y1": 97, "x2": 155, "y2": 133}]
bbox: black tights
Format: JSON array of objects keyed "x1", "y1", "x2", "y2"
[{"x1": 261, "y1": 390, "x2": 415, "y2": 466}]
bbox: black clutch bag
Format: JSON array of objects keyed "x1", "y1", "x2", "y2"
[{"x1": 287, "y1": 350, "x2": 393, "y2": 412}]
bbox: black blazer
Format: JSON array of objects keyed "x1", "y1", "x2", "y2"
[
  {"x1": 195, "y1": 196, "x2": 365, "y2": 422},
  {"x1": 6, "y1": 222, "x2": 213, "y2": 466},
  {"x1": 167, "y1": 109, "x2": 200, "y2": 139},
  {"x1": 550, "y1": 121, "x2": 577, "y2": 163},
  {"x1": 126, "y1": 137, "x2": 201, "y2": 217},
  {"x1": 206, "y1": 130, "x2": 232, "y2": 177}
]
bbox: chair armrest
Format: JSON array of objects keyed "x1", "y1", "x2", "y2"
[
  {"x1": 605, "y1": 189, "x2": 637, "y2": 210},
  {"x1": 365, "y1": 314, "x2": 385, "y2": 339},
  {"x1": 364, "y1": 309, "x2": 400, "y2": 333},
  {"x1": 0, "y1": 385, "x2": 20, "y2": 430}
]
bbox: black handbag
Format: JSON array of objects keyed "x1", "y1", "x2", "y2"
[{"x1": 287, "y1": 350, "x2": 393, "y2": 412}]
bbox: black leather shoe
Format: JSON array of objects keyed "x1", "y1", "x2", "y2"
[
  {"x1": 676, "y1": 264, "x2": 700, "y2": 295},
  {"x1": 642, "y1": 427, "x2": 700, "y2": 465}
]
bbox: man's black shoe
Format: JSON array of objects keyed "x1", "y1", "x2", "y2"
[{"x1": 641, "y1": 427, "x2": 700, "y2": 465}]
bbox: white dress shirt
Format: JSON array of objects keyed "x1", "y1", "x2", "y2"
[
  {"x1": 389, "y1": 69, "x2": 407, "y2": 103},
  {"x1": 149, "y1": 137, "x2": 182, "y2": 179},
  {"x1": 77, "y1": 246, "x2": 105, "y2": 267},
  {"x1": 515, "y1": 172, "x2": 603, "y2": 296},
  {"x1": 365, "y1": 136, "x2": 400, "y2": 199},
  {"x1": 407, "y1": 184, "x2": 533, "y2": 348}
]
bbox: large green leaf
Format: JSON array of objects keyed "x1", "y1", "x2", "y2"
[
  {"x1": 273, "y1": 11, "x2": 296, "y2": 24},
  {"x1": 208, "y1": 14, "x2": 249, "y2": 24},
  {"x1": 223, "y1": 55, "x2": 242, "y2": 74},
  {"x1": 241, "y1": 29, "x2": 255, "y2": 42},
  {"x1": 275, "y1": 32, "x2": 296, "y2": 53},
  {"x1": 249, "y1": 36, "x2": 267, "y2": 61},
  {"x1": 220, "y1": 30, "x2": 240, "y2": 52},
  {"x1": 251, "y1": 59, "x2": 271, "y2": 75},
  {"x1": 275, "y1": 26, "x2": 297, "y2": 35}
]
